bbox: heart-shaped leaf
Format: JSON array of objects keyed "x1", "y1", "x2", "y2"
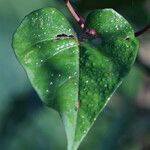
[{"x1": 12, "y1": 7, "x2": 139, "y2": 150}]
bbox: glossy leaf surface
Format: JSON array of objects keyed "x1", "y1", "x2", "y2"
[{"x1": 13, "y1": 8, "x2": 139, "y2": 150}]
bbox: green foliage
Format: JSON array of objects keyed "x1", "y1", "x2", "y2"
[{"x1": 12, "y1": 7, "x2": 139, "y2": 150}]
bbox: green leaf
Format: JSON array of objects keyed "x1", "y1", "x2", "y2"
[
  {"x1": 13, "y1": 7, "x2": 79, "y2": 150},
  {"x1": 12, "y1": 8, "x2": 139, "y2": 150}
]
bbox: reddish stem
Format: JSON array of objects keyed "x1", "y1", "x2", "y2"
[
  {"x1": 135, "y1": 24, "x2": 150, "y2": 37},
  {"x1": 64, "y1": 0, "x2": 85, "y2": 28}
]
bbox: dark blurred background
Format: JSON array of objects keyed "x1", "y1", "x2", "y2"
[{"x1": 0, "y1": 0, "x2": 150, "y2": 150}]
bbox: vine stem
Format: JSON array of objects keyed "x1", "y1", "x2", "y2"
[
  {"x1": 135, "y1": 24, "x2": 150, "y2": 37},
  {"x1": 63, "y1": 0, "x2": 97, "y2": 35},
  {"x1": 64, "y1": 0, "x2": 85, "y2": 28}
]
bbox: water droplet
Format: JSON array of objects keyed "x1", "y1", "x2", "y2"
[
  {"x1": 72, "y1": 50, "x2": 76, "y2": 54},
  {"x1": 81, "y1": 115, "x2": 85, "y2": 119},
  {"x1": 92, "y1": 62, "x2": 96, "y2": 66},
  {"x1": 86, "y1": 80, "x2": 89, "y2": 83},
  {"x1": 40, "y1": 59, "x2": 43, "y2": 62},
  {"x1": 104, "y1": 84, "x2": 107, "y2": 87},
  {"x1": 25, "y1": 59, "x2": 31, "y2": 64},
  {"x1": 58, "y1": 74, "x2": 61, "y2": 77},
  {"x1": 68, "y1": 76, "x2": 71, "y2": 79},
  {"x1": 115, "y1": 25, "x2": 119, "y2": 30},
  {"x1": 74, "y1": 82, "x2": 77, "y2": 85},
  {"x1": 107, "y1": 97, "x2": 111, "y2": 101},
  {"x1": 46, "y1": 89, "x2": 49, "y2": 93},
  {"x1": 50, "y1": 82, "x2": 53, "y2": 85}
]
